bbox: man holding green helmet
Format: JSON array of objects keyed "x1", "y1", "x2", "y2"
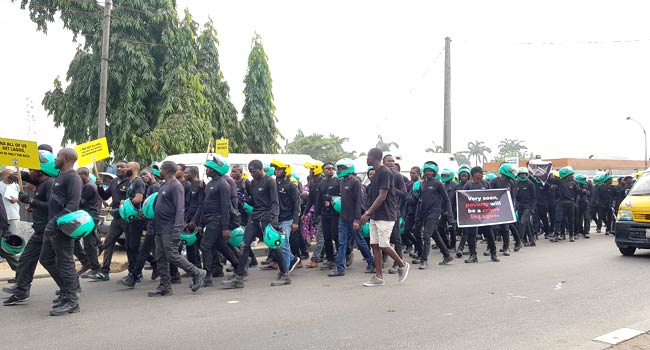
[
  {"x1": 489, "y1": 163, "x2": 523, "y2": 255},
  {"x1": 268, "y1": 160, "x2": 301, "y2": 274},
  {"x1": 147, "y1": 161, "x2": 207, "y2": 297},
  {"x1": 3, "y1": 148, "x2": 57, "y2": 306},
  {"x1": 222, "y1": 159, "x2": 291, "y2": 288},
  {"x1": 327, "y1": 158, "x2": 375, "y2": 277},
  {"x1": 39, "y1": 148, "x2": 83, "y2": 316},
  {"x1": 190, "y1": 155, "x2": 241, "y2": 287}
]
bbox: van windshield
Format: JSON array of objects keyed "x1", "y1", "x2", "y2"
[{"x1": 629, "y1": 174, "x2": 650, "y2": 195}]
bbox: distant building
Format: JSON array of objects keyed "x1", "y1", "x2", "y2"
[{"x1": 483, "y1": 158, "x2": 646, "y2": 177}]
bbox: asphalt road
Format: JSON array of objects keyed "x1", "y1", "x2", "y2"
[{"x1": 2, "y1": 233, "x2": 649, "y2": 350}]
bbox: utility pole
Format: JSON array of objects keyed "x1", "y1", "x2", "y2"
[
  {"x1": 98, "y1": 0, "x2": 112, "y2": 142},
  {"x1": 443, "y1": 37, "x2": 451, "y2": 153}
]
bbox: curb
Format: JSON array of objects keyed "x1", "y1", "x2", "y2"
[
  {"x1": 571, "y1": 319, "x2": 650, "y2": 349},
  {"x1": 0, "y1": 245, "x2": 272, "y2": 282}
]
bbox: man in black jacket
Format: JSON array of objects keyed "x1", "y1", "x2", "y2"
[
  {"x1": 597, "y1": 175, "x2": 615, "y2": 234},
  {"x1": 314, "y1": 162, "x2": 341, "y2": 270},
  {"x1": 516, "y1": 168, "x2": 537, "y2": 246},
  {"x1": 548, "y1": 166, "x2": 580, "y2": 242},
  {"x1": 74, "y1": 168, "x2": 101, "y2": 276}
]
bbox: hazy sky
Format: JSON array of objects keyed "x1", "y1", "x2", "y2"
[{"x1": 2, "y1": 0, "x2": 649, "y2": 162}]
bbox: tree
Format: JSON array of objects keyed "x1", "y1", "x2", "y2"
[
  {"x1": 494, "y1": 138, "x2": 532, "y2": 162},
  {"x1": 466, "y1": 140, "x2": 492, "y2": 166},
  {"x1": 284, "y1": 130, "x2": 356, "y2": 162},
  {"x1": 18, "y1": 0, "x2": 240, "y2": 164},
  {"x1": 425, "y1": 141, "x2": 444, "y2": 153},
  {"x1": 454, "y1": 152, "x2": 470, "y2": 166},
  {"x1": 376, "y1": 134, "x2": 399, "y2": 152},
  {"x1": 241, "y1": 33, "x2": 281, "y2": 153}
]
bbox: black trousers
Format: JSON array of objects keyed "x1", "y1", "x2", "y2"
[
  {"x1": 125, "y1": 221, "x2": 144, "y2": 275},
  {"x1": 598, "y1": 206, "x2": 614, "y2": 232},
  {"x1": 154, "y1": 232, "x2": 201, "y2": 289},
  {"x1": 73, "y1": 224, "x2": 100, "y2": 271},
  {"x1": 290, "y1": 224, "x2": 309, "y2": 258},
  {"x1": 321, "y1": 215, "x2": 339, "y2": 260},
  {"x1": 468, "y1": 225, "x2": 496, "y2": 256},
  {"x1": 15, "y1": 231, "x2": 44, "y2": 296},
  {"x1": 403, "y1": 213, "x2": 422, "y2": 256},
  {"x1": 535, "y1": 206, "x2": 551, "y2": 236},
  {"x1": 100, "y1": 216, "x2": 128, "y2": 273},
  {"x1": 591, "y1": 206, "x2": 600, "y2": 230},
  {"x1": 390, "y1": 217, "x2": 403, "y2": 259},
  {"x1": 0, "y1": 246, "x2": 18, "y2": 271},
  {"x1": 578, "y1": 203, "x2": 591, "y2": 234},
  {"x1": 549, "y1": 202, "x2": 557, "y2": 233},
  {"x1": 518, "y1": 208, "x2": 534, "y2": 243},
  {"x1": 554, "y1": 201, "x2": 575, "y2": 235},
  {"x1": 497, "y1": 223, "x2": 521, "y2": 249},
  {"x1": 421, "y1": 218, "x2": 449, "y2": 261},
  {"x1": 40, "y1": 231, "x2": 77, "y2": 303},
  {"x1": 438, "y1": 214, "x2": 456, "y2": 249},
  {"x1": 200, "y1": 221, "x2": 240, "y2": 277},
  {"x1": 133, "y1": 233, "x2": 156, "y2": 277},
  {"x1": 235, "y1": 219, "x2": 286, "y2": 277}
]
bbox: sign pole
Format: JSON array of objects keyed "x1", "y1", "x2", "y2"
[
  {"x1": 205, "y1": 140, "x2": 212, "y2": 161},
  {"x1": 16, "y1": 166, "x2": 23, "y2": 190},
  {"x1": 92, "y1": 158, "x2": 101, "y2": 179}
]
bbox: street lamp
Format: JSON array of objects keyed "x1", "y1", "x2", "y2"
[{"x1": 627, "y1": 116, "x2": 648, "y2": 168}]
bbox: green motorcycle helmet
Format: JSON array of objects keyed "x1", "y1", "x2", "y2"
[
  {"x1": 119, "y1": 198, "x2": 139, "y2": 223},
  {"x1": 243, "y1": 202, "x2": 253, "y2": 215},
  {"x1": 263, "y1": 164, "x2": 275, "y2": 176},
  {"x1": 332, "y1": 195, "x2": 342, "y2": 214},
  {"x1": 180, "y1": 230, "x2": 198, "y2": 247},
  {"x1": 399, "y1": 217, "x2": 405, "y2": 235},
  {"x1": 440, "y1": 169, "x2": 455, "y2": 183},
  {"x1": 422, "y1": 162, "x2": 439, "y2": 176},
  {"x1": 205, "y1": 155, "x2": 230, "y2": 176},
  {"x1": 142, "y1": 192, "x2": 158, "y2": 220},
  {"x1": 1, "y1": 234, "x2": 26, "y2": 256},
  {"x1": 228, "y1": 227, "x2": 245, "y2": 247},
  {"x1": 361, "y1": 221, "x2": 370, "y2": 238},
  {"x1": 575, "y1": 173, "x2": 587, "y2": 185},
  {"x1": 291, "y1": 173, "x2": 300, "y2": 183},
  {"x1": 517, "y1": 167, "x2": 529, "y2": 182},
  {"x1": 335, "y1": 158, "x2": 355, "y2": 179},
  {"x1": 412, "y1": 179, "x2": 422, "y2": 192},
  {"x1": 499, "y1": 163, "x2": 517, "y2": 180},
  {"x1": 485, "y1": 173, "x2": 497, "y2": 181},
  {"x1": 592, "y1": 174, "x2": 603, "y2": 186},
  {"x1": 264, "y1": 224, "x2": 286, "y2": 249},
  {"x1": 89, "y1": 173, "x2": 97, "y2": 184},
  {"x1": 458, "y1": 167, "x2": 471, "y2": 176},
  {"x1": 38, "y1": 150, "x2": 60, "y2": 177},
  {"x1": 151, "y1": 162, "x2": 161, "y2": 177},
  {"x1": 601, "y1": 174, "x2": 613, "y2": 183},
  {"x1": 56, "y1": 210, "x2": 96, "y2": 239},
  {"x1": 559, "y1": 166, "x2": 575, "y2": 179}
]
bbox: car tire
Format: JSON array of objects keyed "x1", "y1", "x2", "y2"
[{"x1": 619, "y1": 247, "x2": 636, "y2": 256}]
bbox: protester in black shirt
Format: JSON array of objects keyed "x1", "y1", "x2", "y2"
[
  {"x1": 382, "y1": 154, "x2": 407, "y2": 273},
  {"x1": 463, "y1": 167, "x2": 499, "y2": 263},
  {"x1": 4, "y1": 149, "x2": 56, "y2": 306},
  {"x1": 118, "y1": 162, "x2": 146, "y2": 284},
  {"x1": 548, "y1": 166, "x2": 580, "y2": 242},
  {"x1": 74, "y1": 167, "x2": 101, "y2": 276},
  {"x1": 516, "y1": 168, "x2": 537, "y2": 246},
  {"x1": 89, "y1": 161, "x2": 128, "y2": 281},
  {"x1": 314, "y1": 162, "x2": 341, "y2": 270},
  {"x1": 147, "y1": 161, "x2": 206, "y2": 297},
  {"x1": 40, "y1": 148, "x2": 83, "y2": 316},
  {"x1": 222, "y1": 160, "x2": 289, "y2": 288},
  {"x1": 360, "y1": 148, "x2": 409, "y2": 287}
]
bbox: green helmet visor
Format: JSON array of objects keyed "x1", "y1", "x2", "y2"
[
  {"x1": 336, "y1": 167, "x2": 354, "y2": 179},
  {"x1": 517, "y1": 175, "x2": 529, "y2": 182},
  {"x1": 440, "y1": 169, "x2": 454, "y2": 183}
]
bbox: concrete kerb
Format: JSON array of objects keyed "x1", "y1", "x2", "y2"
[
  {"x1": 571, "y1": 319, "x2": 650, "y2": 350},
  {"x1": 0, "y1": 244, "x2": 272, "y2": 282}
]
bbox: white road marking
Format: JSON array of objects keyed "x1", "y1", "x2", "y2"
[
  {"x1": 227, "y1": 300, "x2": 239, "y2": 304},
  {"x1": 593, "y1": 328, "x2": 644, "y2": 345},
  {"x1": 554, "y1": 281, "x2": 566, "y2": 290}
]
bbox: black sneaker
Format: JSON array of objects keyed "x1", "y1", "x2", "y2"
[
  {"x1": 503, "y1": 249, "x2": 511, "y2": 256},
  {"x1": 412, "y1": 259, "x2": 422, "y2": 264},
  {"x1": 584, "y1": 234, "x2": 590, "y2": 239},
  {"x1": 514, "y1": 243, "x2": 522, "y2": 252},
  {"x1": 87, "y1": 271, "x2": 109, "y2": 281},
  {"x1": 483, "y1": 251, "x2": 490, "y2": 256},
  {"x1": 190, "y1": 270, "x2": 207, "y2": 292},
  {"x1": 320, "y1": 261, "x2": 335, "y2": 270},
  {"x1": 7, "y1": 278, "x2": 16, "y2": 284},
  {"x1": 220, "y1": 275, "x2": 245, "y2": 289},
  {"x1": 77, "y1": 265, "x2": 92, "y2": 276},
  {"x1": 439, "y1": 256, "x2": 454, "y2": 265},
  {"x1": 490, "y1": 253, "x2": 500, "y2": 262},
  {"x1": 147, "y1": 287, "x2": 174, "y2": 297},
  {"x1": 569, "y1": 235, "x2": 576, "y2": 242},
  {"x1": 364, "y1": 265, "x2": 376, "y2": 274},
  {"x1": 212, "y1": 270, "x2": 224, "y2": 278},
  {"x1": 409, "y1": 252, "x2": 420, "y2": 259},
  {"x1": 49, "y1": 301, "x2": 80, "y2": 316},
  {"x1": 117, "y1": 275, "x2": 136, "y2": 289},
  {"x1": 455, "y1": 251, "x2": 463, "y2": 258},
  {"x1": 151, "y1": 269, "x2": 159, "y2": 280},
  {"x1": 464, "y1": 255, "x2": 478, "y2": 263},
  {"x1": 290, "y1": 257, "x2": 301, "y2": 273},
  {"x1": 271, "y1": 273, "x2": 291, "y2": 286},
  {"x1": 345, "y1": 254, "x2": 353, "y2": 267},
  {"x1": 418, "y1": 261, "x2": 429, "y2": 270},
  {"x1": 328, "y1": 270, "x2": 345, "y2": 277},
  {"x1": 2, "y1": 286, "x2": 18, "y2": 294},
  {"x1": 3, "y1": 294, "x2": 30, "y2": 306},
  {"x1": 170, "y1": 276, "x2": 182, "y2": 284}
]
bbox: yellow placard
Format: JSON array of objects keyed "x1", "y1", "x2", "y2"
[
  {"x1": 215, "y1": 139, "x2": 229, "y2": 158},
  {"x1": 75, "y1": 137, "x2": 110, "y2": 166},
  {"x1": 0, "y1": 138, "x2": 40, "y2": 170}
]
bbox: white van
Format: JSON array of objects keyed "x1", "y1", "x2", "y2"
[
  {"x1": 354, "y1": 152, "x2": 460, "y2": 184},
  {"x1": 161, "y1": 153, "x2": 317, "y2": 182}
]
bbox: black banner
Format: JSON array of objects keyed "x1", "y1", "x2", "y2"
[
  {"x1": 456, "y1": 189, "x2": 516, "y2": 227},
  {"x1": 528, "y1": 160, "x2": 553, "y2": 184}
]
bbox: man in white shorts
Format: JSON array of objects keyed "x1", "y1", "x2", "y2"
[{"x1": 360, "y1": 148, "x2": 409, "y2": 287}]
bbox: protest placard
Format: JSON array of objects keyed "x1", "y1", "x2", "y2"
[{"x1": 456, "y1": 188, "x2": 516, "y2": 227}]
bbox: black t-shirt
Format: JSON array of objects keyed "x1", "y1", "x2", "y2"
[
  {"x1": 126, "y1": 177, "x2": 146, "y2": 207},
  {"x1": 30, "y1": 177, "x2": 54, "y2": 233},
  {"x1": 196, "y1": 177, "x2": 231, "y2": 227},
  {"x1": 366, "y1": 165, "x2": 398, "y2": 221},
  {"x1": 46, "y1": 169, "x2": 82, "y2": 233},
  {"x1": 418, "y1": 179, "x2": 452, "y2": 220},
  {"x1": 80, "y1": 180, "x2": 101, "y2": 221},
  {"x1": 248, "y1": 175, "x2": 279, "y2": 222},
  {"x1": 340, "y1": 176, "x2": 363, "y2": 223},
  {"x1": 98, "y1": 177, "x2": 128, "y2": 209},
  {"x1": 154, "y1": 179, "x2": 185, "y2": 235}
]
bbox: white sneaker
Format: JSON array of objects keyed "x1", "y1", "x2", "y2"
[
  {"x1": 363, "y1": 275, "x2": 385, "y2": 287},
  {"x1": 398, "y1": 262, "x2": 410, "y2": 283}
]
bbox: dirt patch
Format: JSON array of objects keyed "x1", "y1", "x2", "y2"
[{"x1": 611, "y1": 333, "x2": 650, "y2": 350}]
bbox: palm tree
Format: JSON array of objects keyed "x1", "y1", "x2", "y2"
[
  {"x1": 498, "y1": 138, "x2": 527, "y2": 154},
  {"x1": 425, "y1": 141, "x2": 444, "y2": 153},
  {"x1": 467, "y1": 140, "x2": 492, "y2": 166},
  {"x1": 376, "y1": 134, "x2": 399, "y2": 152},
  {"x1": 454, "y1": 151, "x2": 470, "y2": 166}
]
